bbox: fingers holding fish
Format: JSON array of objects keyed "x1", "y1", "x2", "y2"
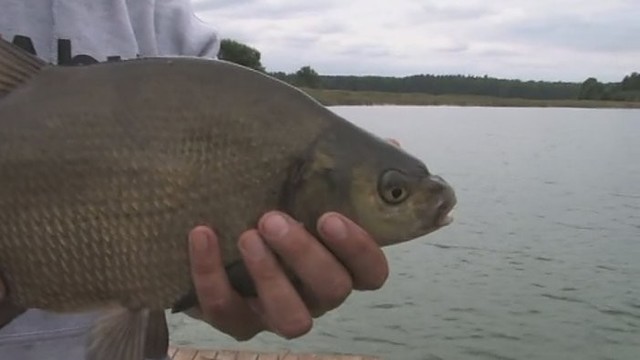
[
  {"x1": 187, "y1": 227, "x2": 264, "y2": 341},
  {"x1": 318, "y1": 213, "x2": 390, "y2": 291},
  {"x1": 238, "y1": 229, "x2": 313, "y2": 339},
  {"x1": 257, "y1": 212, "x2": 354, "y2": 315}
]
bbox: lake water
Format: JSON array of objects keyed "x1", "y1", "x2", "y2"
[{"x1": 168, "y1": 106, "x2": 640, "y2": 360}]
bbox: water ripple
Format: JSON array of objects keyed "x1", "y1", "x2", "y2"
[
  {"x1": 553, "y1": 221, "x2": 601, "y2": 231},
  {"x1": 383, "y1": 324, "x2": 409, "y2": 334},
  {"x1": 627, "y1": 302, "x2": 640, "y2": 310},
  {"x1": 463, "y1": 348, "x2": 517, "y2": 360},
  {"x1": 622, "y1": 202, "x2": 640, "y2": 210},
  {"x1": 535, "y1": 256, "x2": 554, "y2": 262},
  {"x1": 449, "y1": 307, "x2": 478, "y2": 313},
  {"x1": 596, "y1": 325, "x2": 635, "y2": 334},
  {"x1": 561, "y1": 287, "x2": 578, "y2": 292},
  {"x1": 508, "y1": 309, "x2": 541, "y2": 315},
  {"x1": 423, "y1": 355, "x2": 445, "y2": 360},
  {"x1": 596, "y1": 265, "x2": 618, "y2": 271},
  {"x1": 610, "y1": 192, "x2": 640, "y2": 199},
  {"x1": 350, "y1": 336, "x2": 407, "y2": 347},
  {"x1": 317, "y1": 330, "x2": 338, "y2": 339},
  {"x1": 369, "y1": 303, "x2": 399, "y2": 310},
  {"x1": 597, "y1": 308, "x2": 640, "y2": 321},
  {"x1": 488, "y1": 332, "x2": 521, "y2": 341},
  {"x1": 540, "y1": 293, "x2": 586, "y2": 304}
]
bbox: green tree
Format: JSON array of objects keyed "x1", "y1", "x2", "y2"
[
  {"x1": 578, "y1": 78, "x2": 605, "y2": 100},
  {"x1": 294, "y1": 66, "x2": 321, "y2": 88},
  {"x1": 218, "y1": 39, "x2": 265, "y2": 72},
  {"x1": 621, "y1": 72, "x2": 640, "y2": 91}
]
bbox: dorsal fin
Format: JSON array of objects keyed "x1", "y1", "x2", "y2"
[{"x1": 0, "y1": 37, "x2": 47, "y2": 98}]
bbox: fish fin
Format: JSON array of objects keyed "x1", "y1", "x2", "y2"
[
  {"x1": 143, "y1": 310, "x2": 169, "y2": 360},
  {"x1": 171, "y1": 288, "x2": 198, "y2": 313},
  {"x1": 226, "y1": 261, "x2": 259, "y2": 297},
  {"x1": 0, "y1": 37, "x2": 47, "y2": 98},
  {"x1": 85, "y1": 306, "x2": 150, "y2": 360},
  {"x1": 0, "y1": 300, "x2": 26, "y2": 329}
]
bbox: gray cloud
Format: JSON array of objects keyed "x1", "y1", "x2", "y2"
[
  {"x1": 418, "y1": 3, "x2": 497, "y2": 21},
  {"x1": 193, "y1": 0, "x2": 640, "y2": 82},
  {"x1": 194, "y1": 0, "x2": 332, "y2": 18},
  {"x1": 504, "y1": 12, "x2": 640, "y2": 53},
  {"x1": 191, "y1": 0, "x2": 255, "y2": 12},
  {"x1": 334, "y1": 43, "x2": 392, "y2": 58}
]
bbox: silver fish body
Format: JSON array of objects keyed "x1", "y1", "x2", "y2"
[{"x1": 0, "y1": 38, "x2": 456, "y2": 360}]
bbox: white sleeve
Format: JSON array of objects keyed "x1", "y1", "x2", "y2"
[{"x1": 152, "y1": 0, "x2": 221, "y2": 58}]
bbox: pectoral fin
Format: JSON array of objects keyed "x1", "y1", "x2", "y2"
[
  {"x1": 86, "y1": 307, "x2": 150, "y2": 360},
  {"x1": 0, "y1": 301, "x2": 26, "y2": 329}
]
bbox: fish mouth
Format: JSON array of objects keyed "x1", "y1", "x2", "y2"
[
  {"x1": 436, "y1": 203, "x2": 455, "y2": 228},
  {"x1": 425, "y1": 175, "x2": 457, "y2": 231}
]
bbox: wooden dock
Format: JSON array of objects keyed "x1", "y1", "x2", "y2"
[{"x1": 168, "y1": 346, "x2": 381, "y2": 360}]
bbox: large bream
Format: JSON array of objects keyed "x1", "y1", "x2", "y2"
[{"x1": 0, "y1": 38, "x2": 456, "y2": 360}]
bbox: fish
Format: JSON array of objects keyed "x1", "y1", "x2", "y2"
[{"x1": 0, "y1": 37, "x2": 457, "y2": 360}]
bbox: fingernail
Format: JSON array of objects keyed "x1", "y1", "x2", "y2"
[
  {"x1": 189, "y1": 229, "x2": 209, "y2": 252},
  {"x1": 320, "y1": 214, "x2": 347, "y2": 241},
  {"x1": 262, "y1": 213, "x2": 290, "y2": 239},
  {"x1": 240, "y1": 233, "x2": 268, "y2": 260}
]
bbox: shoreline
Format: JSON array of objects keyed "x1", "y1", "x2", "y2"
[{"x1": 300, "y1": 88, "x2": 640, "y2": 109}]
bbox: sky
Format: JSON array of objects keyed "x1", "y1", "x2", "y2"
[{"x1": 191, "y1": 0, "x2": 640, "y2": 82}]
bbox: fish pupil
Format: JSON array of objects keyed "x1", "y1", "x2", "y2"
[{"x1": 391, "y1": 188, "x2": 404, "y2": 199}]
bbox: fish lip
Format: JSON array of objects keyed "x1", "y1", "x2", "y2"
[
  {"x1": 437, "y1": 201, "x2": 456, "y2": 227},
  {"x1": 435, "y1": 190, "x2": 457, "y2": 228},
  {"x1": 438, "y1": 209, "x2": 455, "y2": 227}
]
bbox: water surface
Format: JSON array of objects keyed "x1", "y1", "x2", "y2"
[{"x1": 169, "y1": 106, "x2": 640, "y2": 360}]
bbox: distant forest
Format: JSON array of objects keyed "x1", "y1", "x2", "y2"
[{"x1": 218, "y1": 39, "x2": 640, "y2": 102}]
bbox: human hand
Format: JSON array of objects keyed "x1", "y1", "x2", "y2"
[
  {"x1": 186, "y1": 211, "x2": 389, "y2": 341},
  {"x1": 186, "y1": 137, "x2": 401, "y2": 341}
]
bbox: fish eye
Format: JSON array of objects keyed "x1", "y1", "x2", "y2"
[{"x1": 379, "y1": 170, "x2": 410, "y2": 204}]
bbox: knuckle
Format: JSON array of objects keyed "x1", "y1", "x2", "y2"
[
  {"x1": 318, "y1": 276, "x2": 353, "y2": 309},
  {"x1": 252, "y1": 262, "x2": 282, "y2": 284},
  {"x1": 356, "y1": 265, "x2": 389, "y2": 290},
  {"x1": 203, "y1": 296, "x2": 234, "y2": 316},
  {"x1": 191, "y1": 259, "x2": 214, "y2": 277},
  {"x1": 349, "y1": 238, "x2": 372, "y2": 257}
]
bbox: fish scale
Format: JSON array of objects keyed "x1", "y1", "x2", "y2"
[{"x1": 1, "y1": 68, "x2": 324, "y2": 311}]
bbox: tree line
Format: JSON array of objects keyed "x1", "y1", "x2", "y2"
[
  {"x1": 218, "y1": 39, "x2": 639, "y2": 102},
  {"x1": 578, "y1": 73, "x2": 640, "y2": 101}
]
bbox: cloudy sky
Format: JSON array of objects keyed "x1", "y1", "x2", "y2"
[{"x1": 192, "y1": 0, "x2": 639, "y2": 82}]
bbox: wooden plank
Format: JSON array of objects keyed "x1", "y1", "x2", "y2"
[
  {"x1": 168, "y1": 346, "x2": 381, "y2": 360},
  {"x1": 171, "y1": 346, "x2": 198, "y2": 360},
  {"x1": 235, "y1": 352, "x2": 260, "y2": 360},
  {"x1": 214, "y1": 349, "x2": 241, "y2": 360}
]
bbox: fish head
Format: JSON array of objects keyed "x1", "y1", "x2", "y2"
[{"x1": 284, "y1": 118, "x2": 457, "y2": 247}]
